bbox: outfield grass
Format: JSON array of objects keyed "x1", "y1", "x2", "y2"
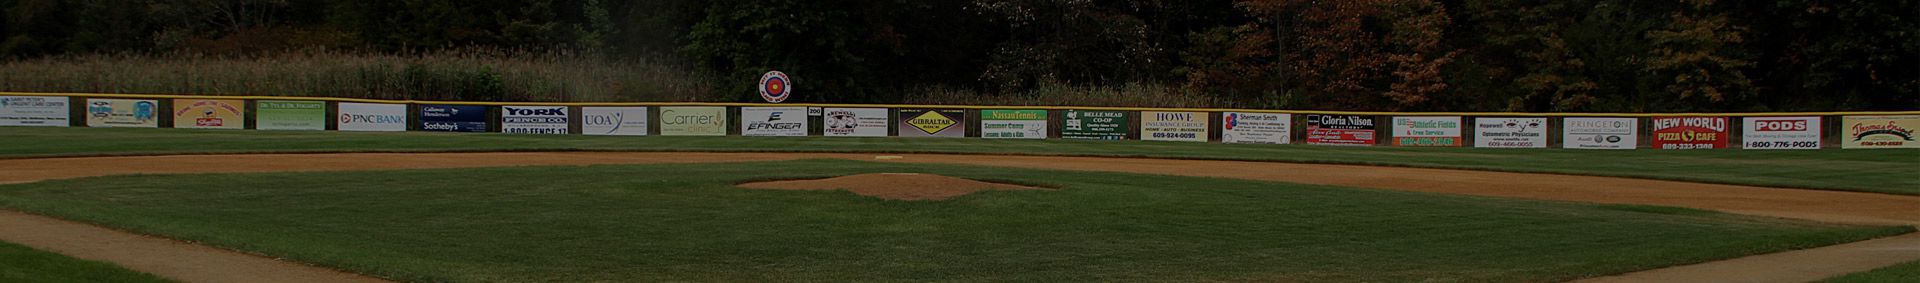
[
  {"x1": 0, "y1": 240, "x2": 172, "y2": 283},
  {"x1": 2, "y1": 127, "x2": 1915, "y2": 195},
  {"x1": 1824, "y1": 260, "x2": 1920, "y2": 283},
  {"x1": 0, "y1": 159, "x2": 1905, "y2": 282}
]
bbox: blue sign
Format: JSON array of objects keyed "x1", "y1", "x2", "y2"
[{"x1": 420, "y1": 104, "x2": 488, "y2": 132}]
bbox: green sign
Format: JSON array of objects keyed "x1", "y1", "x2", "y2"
[
  {"x1": 1063, "y1": 110, "x2": 1128, "y2": 140},
  {"x1": 255, "y1": 100, "x2": 326, "y2": 130},
  {"x1": 981, "y1": 110, "x2": 1048, "y2": 139}
]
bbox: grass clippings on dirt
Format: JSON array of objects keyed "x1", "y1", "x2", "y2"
[{"x1": 0, "y1": 159, "x2": 1905, "y2": 282}]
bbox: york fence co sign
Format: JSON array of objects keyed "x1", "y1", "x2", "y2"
[{"x1": 759, "y1": 71, "x2": 791, "y2": 103}]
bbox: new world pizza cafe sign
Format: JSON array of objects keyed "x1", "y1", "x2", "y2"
[{"x1": 1654, "y1": 117, "x2": 1725, "y2": 141}]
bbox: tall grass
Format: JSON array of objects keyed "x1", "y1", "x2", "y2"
[
  {"x1": 0, "y1": 49, "x2": 717, "y2": 102},
  {"x1": 0, "y1": 50, "x2": 1257, "y2": 107},
  {"x1": 903, "y1": 83, "x2": 1231, "y2": 108}
]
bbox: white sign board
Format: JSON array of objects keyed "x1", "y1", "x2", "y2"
[
  {"x1": 85, "y1": 99, "x2": 159, "y2": 128},
  {"x1": 0, "y1": 96, "x2": 69, "y2": 127},
  {"x1": 823, "y1": 108, "x2": 889, "y2": 137},
  {"x1": 1474, "y1": 117, "x2": 1548, "y2": 148},
  {"x1": 1563, "y1": 118, "x2": 1638, "y2": 149},
  {"x1": 741, "y1": 107, "x2": 808, "y2": 136},
  {"x1": 1222, "y1": 112, "x2": 1289, "y2": 144},
  {"x1": 1142, "y1": 111, "x2": 1209, "y2": 142},
  {"x1": 1391, "y1": 116, "x2": 1464, "y2": 147},
  {"x1": 1742, "y1": 116, "x2": 1821, "y2": 150},
  {"x1": 979, "y1": 110, "x2": 1047, "y2": 139},
  {"x1": 582, "y1": 107, "x2": 649, "y2": 136},
  {"x1": 336, "y1": 102, "x2": 408, "y2": 132},
  {"x1": 502, "y1": 106, "x2": 569, "y2": 134}
]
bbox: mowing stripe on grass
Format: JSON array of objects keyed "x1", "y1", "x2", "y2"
[{"x1": 0, "y1": 159, "x2": 1906, "y2": 282}]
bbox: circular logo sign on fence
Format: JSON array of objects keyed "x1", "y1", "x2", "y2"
[{"x1": 759, "y1": 70, "x2": 791, "y2": 103}]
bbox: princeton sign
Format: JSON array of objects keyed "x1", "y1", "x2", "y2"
[{"x1": 1563, "y1": 118, "x2": 1637, "y2": 149}]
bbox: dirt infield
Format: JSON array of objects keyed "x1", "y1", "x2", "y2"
[
  {"x1": 738, "y1": 173, "x2": 1044, "y2": 200},
  {"x1": 0, "y1": 152, "x2": 1916, "y2": 282}
]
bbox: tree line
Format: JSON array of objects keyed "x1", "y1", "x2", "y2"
[{"x1": 1, "y1": 0, "x2": 1914, "y2": 111}]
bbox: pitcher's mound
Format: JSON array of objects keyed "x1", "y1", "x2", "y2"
[{"x1": 737, "y1": 173, "x2": 1045, "y2": 201}]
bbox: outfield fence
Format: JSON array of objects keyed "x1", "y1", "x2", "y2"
[{"x1": 3, "y1": 92, "x2": 1917, "y2": 149}]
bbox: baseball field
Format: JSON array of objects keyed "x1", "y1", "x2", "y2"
[{"x1": 0, "y1": 126, "x2": 1916, "y2": 282}]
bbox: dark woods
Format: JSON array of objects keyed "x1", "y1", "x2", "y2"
[{"x1": 1, "y1": 0, "x2": 1914, "y2": 111}]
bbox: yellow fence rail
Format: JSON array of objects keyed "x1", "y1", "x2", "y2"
[{"x1": 7, "y1": 91, "x2": 1918, "y2": 117}]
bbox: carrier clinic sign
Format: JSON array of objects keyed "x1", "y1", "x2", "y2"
[
  {"x1": 660, "y1": 106, "x2": 727, "y2": 136},
  {"x1": 502, "y1": 106, "x2": 569, "y2": 134},
  {"x1": 0, "y1": 96, "x2": 69, "y2": 126},
  {"x1": 337, "y1": 102, "x2": 407, "y2": 132}
]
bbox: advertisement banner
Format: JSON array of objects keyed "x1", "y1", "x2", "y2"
[
  {"x1": 502, "y1": 106, "x2": 569, "y2": 134},
  {"x1": 1841, "y1": 115, "x2": 1920, "y2": 149},
  {"x1": 0, "y1": 96, "x2": 69, "y2": 127},
  {"x1": 741, "y1": 107, "x2": 808, "y2": 136},
  {"x1": 1651, "y1": 116, "x2": 1729, "y2": 149},
  {"x1": 1563, "y1": 118, "x2": 1638, "y2": 149},
  {"x1": 1474, "y1": 117, "x2": 1549, "y2": 148},
  {"x1": 171, "y1": 99, "x2": 246, "y2": 129},
  {"x1": 980, "y1": 110, "x2": 1048, "y2": 139},
  {"x1": 582, "y1": 107, "x2": 649, "y2": 136},
  {"x1": 85, "y1": 99, "x2": 159, "y2": 128},
  {"x1": 420, "y1": 104, "x2": 489, "y2": 132},
  {"x1": 1742, "y1": 117, "x2": 1821, "y2": 150},
  {"x1": 659, "y1": 106, "x2": 727, "y2": 136},
  {"x1": 1305, "y1": 115, "x2": 1376, "y2": 146},
  {"x1": 824, "y1": 108, "x2": 889, "y2": 137},
  {"x1": 1391, "y1": 116, "x2": 1462, "y2": 147},
  {"x1": 1063, "y1": 110, "x2": 1128, "y2": 140},
  {"x1": 1222, "y1": 112, "x2": 1290, "y2": 144},
  {"x1": 1142, "y1": 111, "x2": 1209, "y2": 142},
  {"x1": 255, "y1": 100, "x2": 325, "y2": 130},
  {"x1": 898, "y1": 109, "x2": 967, "y2": 138},
  {"x1": 336, "y1": 102, "x2": 407, "y2": 132}
]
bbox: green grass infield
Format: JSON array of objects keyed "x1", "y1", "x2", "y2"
[
  {"x1": 0, "y1": 240, "x2": 172, "y2": 283},
  {"x1": 2, "y1": 127, "x2": 1915, "y2": 195},
  {"x1": 1823, "y1": 260, "x2": 1920, "y2": 283},
  {"x1": 0, "y1": 159, "x2": 1907, "y2": 282}
]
